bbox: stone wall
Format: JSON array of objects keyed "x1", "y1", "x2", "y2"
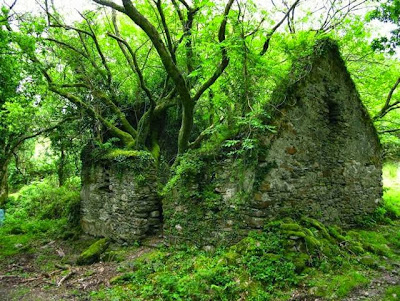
[
  {"x1": 81, "y1": 150, "x2": 161, "y2": 242},
  {"x1": 163, "y1": 39, "x2": 382, "y2": 247}
]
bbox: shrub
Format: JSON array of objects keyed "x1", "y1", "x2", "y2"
[{"x1": 5, "y1": 177, "x2": 80, "y2": 223}]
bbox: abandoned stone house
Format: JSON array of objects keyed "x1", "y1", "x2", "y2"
[{"x1": 80, "y1": 39, "x2": 382, "y2": 246}]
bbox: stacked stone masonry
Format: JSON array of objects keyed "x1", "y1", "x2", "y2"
[
  {"x1": 163, "y1": 40, "x2": 382, "y2": 246},
  {"x1": 80, "y1": 39, "x2": 382, "y2": 246},
  {"x1": 81, "y1": 155, "x2": 161, "y2": 242}
]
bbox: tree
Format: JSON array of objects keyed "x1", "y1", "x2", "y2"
[
  {"x1": 368, "y1": 0, "x2": 400, "y2": 54},
  {"x1": 0, "y1": 6, "x2": 70, "y2": 204},
  {"x1": 16, "y1": 0, "x2": 240, "y2": 158}
]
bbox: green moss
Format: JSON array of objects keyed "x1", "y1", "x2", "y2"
[
  {"x1": 101, "y1": 250, "x2": 125, "y2": 263},
  {"x1": 109, "y1": 272, "x2": 135, "y2": 285},
  {"x1": 150, "y1": 142, "x2": 160, "y2": 161},
  {"x1": 292, "y1": 253, "x2": 309, "y2": 273},
  {"x1": 223, "y1": 251, "x2": 239, "y2": 265},
  {"x1": 301, "y1": 217, "x2": 333, "y2": 242},
  {"x1": 280, "y1": 223, "x2": 302, "y2": 231},
  {"x1": 76, "y1": 238, "x2": 109, "y2": 265},
  {"x1": 102, "y1": 149, "x2": 150, "y2": 160},
  {"x1": 283, "y1": 230, "x2": 307, "y2": 238},
  {"x1": 302, "y1": 228, "x2": 315, "y2": 237},
  {"x1": 312, "y1": 270, "x2": 369, "y2": 298},
  {"x1": 348, "y1": 242, "x2": 365, "y2": 255},
  {"x1": 328, "y1": 226, "x2": 347, "y2": 242},
  {"x1": 304, "y1": 236, "x2": 321, "y2": 252},
  {"x1": 383, "y1": 285, "x2": 400, "y2": 301},
  {"x1": 363, "y1": 242, "x2": 391, "y2": 256},
  {"x1": 359, "y1": 255, "x2": 377, "y2": 268}
]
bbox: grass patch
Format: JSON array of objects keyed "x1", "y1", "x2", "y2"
[
  {"x1": 311, "y1": 270, "x2": 369, "y2": 299},
  {"x1": 2, "y1": 165, "x2": 400, "y2": 300},
  {"x1": 383, "y1": 188, "x2": 400, "y2": 218},
  {"x1": 91, "y1": 215, "x2": 400, "y2": 301},
  {"x1": 384, "y1": 285, "x2": 400, "y2": 301},
  {"x1": 0, "y1": 178, "x2": 80, "y2": 261}
]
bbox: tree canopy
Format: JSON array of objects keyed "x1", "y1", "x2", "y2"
[{"x1": 0, "y1": 0, "x2": 400, "y2": 201}]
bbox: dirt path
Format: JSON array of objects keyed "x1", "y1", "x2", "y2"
[
  {"x1": 289, "y1": 264, "x2": 400, "y2": 301},
  {"x1": 0, "y1": 238, "x2": 156, "y2": 301},
  {"x1": 343, "y1": 266, "x2": 400, "y2": 301}
]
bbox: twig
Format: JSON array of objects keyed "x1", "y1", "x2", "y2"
[
  {"x1": 57, "y1": 271, "x2": 75, "y2": 287},
  {"x1": 54, "y1": 263, "x2": 70, "y2": 270},
  {"x1": 0, "y1": 275, "x2": 20, "y2": 280}
]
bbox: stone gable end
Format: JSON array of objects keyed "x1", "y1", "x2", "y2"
[{"x1": 163, "y1": 39, "x2": 382, "y2": 246}]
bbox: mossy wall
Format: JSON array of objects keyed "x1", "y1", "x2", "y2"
[
  {"x1": 163, "y1": 40, "x2": 383, "y2": 247},
  {"x1": 163, "y1": 155, "x2": 256, "y2": 246},
  {"x1": 80, "y1": 148, "x2": 161, "y2": 242}
]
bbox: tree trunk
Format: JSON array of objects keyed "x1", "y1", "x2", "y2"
[
  {"x1": 58, "y1": 148, "x2": 65, "y2": 187},
  {"x1": 0, "y1": 163, "x2": 8, "y2": 207},
  {"x1": 178, "y1": 100, "x2": 195, "y2": 154}
]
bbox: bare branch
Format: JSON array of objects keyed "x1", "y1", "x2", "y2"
[
  {"x1": 108, "y1": 11, "x2": 155, "y2": 109},
  {"x1": 9, "y1": 116, "x2": 76, "y2": 156},
  {"x1": 155, "y1": 0, "x2": 176, "y2": 62},
  {"x1": 374, "y1": 77, "x2": 400, "y2": 120},
  {"x1": 171, "y1": 0, "x2": 185, "y2": 27},
  {"x1": 244, "y1": 17, "x2": 266, "y2": 38},
  {"x1": 193, "y1": 0, "x2": 234, "y2": 102},
  {"x1": 44, "y1": 38, "x2": 88, "y2": 59},
  {"x1": 177, "y1": 0, "x2": 191, "y2": 10},
  {"x1": 92, "y1": 0, "x2": 125, "y2": 13},
  {"x1": 189, "y1": 116, "x2": 225, "y2": 149},
  {"x1": 260, "y1": 0, "x2": 300, "y2": 56},
  {"x1": 79, "y1": 12, "x2": 113, "y2": 87}
]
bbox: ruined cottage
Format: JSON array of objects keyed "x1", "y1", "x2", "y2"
[
  {"x1": 81, "y1": 39, "x2": 382, "y2": 245},
  {"x1": 80, "y1": 150, "x2": 162, "y2": 242}
]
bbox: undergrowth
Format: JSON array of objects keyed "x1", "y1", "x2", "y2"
[
  {"x1": 1, "y1": 167, "x2": 400, "y2": 300},
  {"x1": 91, "y1": 209, "x2": 400, "y2": 301},
  {"x1": 0, "y1": 177, "x2": 81, "y2": 259}
]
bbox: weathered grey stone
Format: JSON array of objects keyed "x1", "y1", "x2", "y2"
[
  {"x1": 163, "y1": 39, "x2": 382, "y2": 247},
  {"x1": 80, "y1": 151, "x2": 161, "y2": 242}
]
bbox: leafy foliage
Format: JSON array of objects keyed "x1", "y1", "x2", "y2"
[{"x1": 368, "y1": 0, "x2": 400, "y2": 54}]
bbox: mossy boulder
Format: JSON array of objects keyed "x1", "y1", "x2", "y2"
[
  {"x1": 280, "y1": 223, "x2": 302, "y2": 232},
  {"x1": 348, "y1": 242, "x2": 365, "y2": 255},
  {"x1": 363, "y1": 243, "x2": 391, "y2": 256},
  {"x1": 223, "y1": 251, "x2": 240, "y2": 265},
  {"x1": 76, "y1": 238, "x2": 109, "y2": 265},
  {"x1": 359, "y1": 255, "x2": 377, "y2": 268},
  {"x1": 304, "y1": 236, "x2": 322, "y2": 252},
  {"x1": 328, "y1": 226, "x2": 347, "y2": 242}
]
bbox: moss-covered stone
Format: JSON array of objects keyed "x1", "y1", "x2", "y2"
[
  {"x1": 328, "y1": 226, "x2": 347, "y2": 242},
  {"x1": 301, "y1": 217, "x2": 334, "y2": 242},
  {"x1": 76, "y1": 238, "x2": 109, "y2": 265},
  {"x1": 102, "y1": 149, "x2": 153, "y2": 160},
  {"x1": 283, "y1": 230, "x2": 307, "y2": 238},
  {"x1": 363, "y1": 243, "x2": 391, "y2": 256},
  {"x1": 359, "y1": 255, "x2": 377, "y2": 268},
  {"x1": 280, "y1": 223, "x2": 302, "y2": 231},
  {"x1": 304, "y1": 236, "x2": 321, "y2": 252},
  {"x1": 81, "y1": 145, "x2": 161, "y2": 242},
  {"x1": 223, "y1": 251, "x2": 239, "y2": 265},
  {"x1": 292, "y1": 253, "x2": 309, "y2": 273}
]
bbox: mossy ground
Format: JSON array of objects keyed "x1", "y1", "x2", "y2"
[
  {"x1": 1, "y1": 172, "x2": 400, "y2": 300},
  {"x1": 1, "y1": 219, "x2": 400, "y2": 300}
]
